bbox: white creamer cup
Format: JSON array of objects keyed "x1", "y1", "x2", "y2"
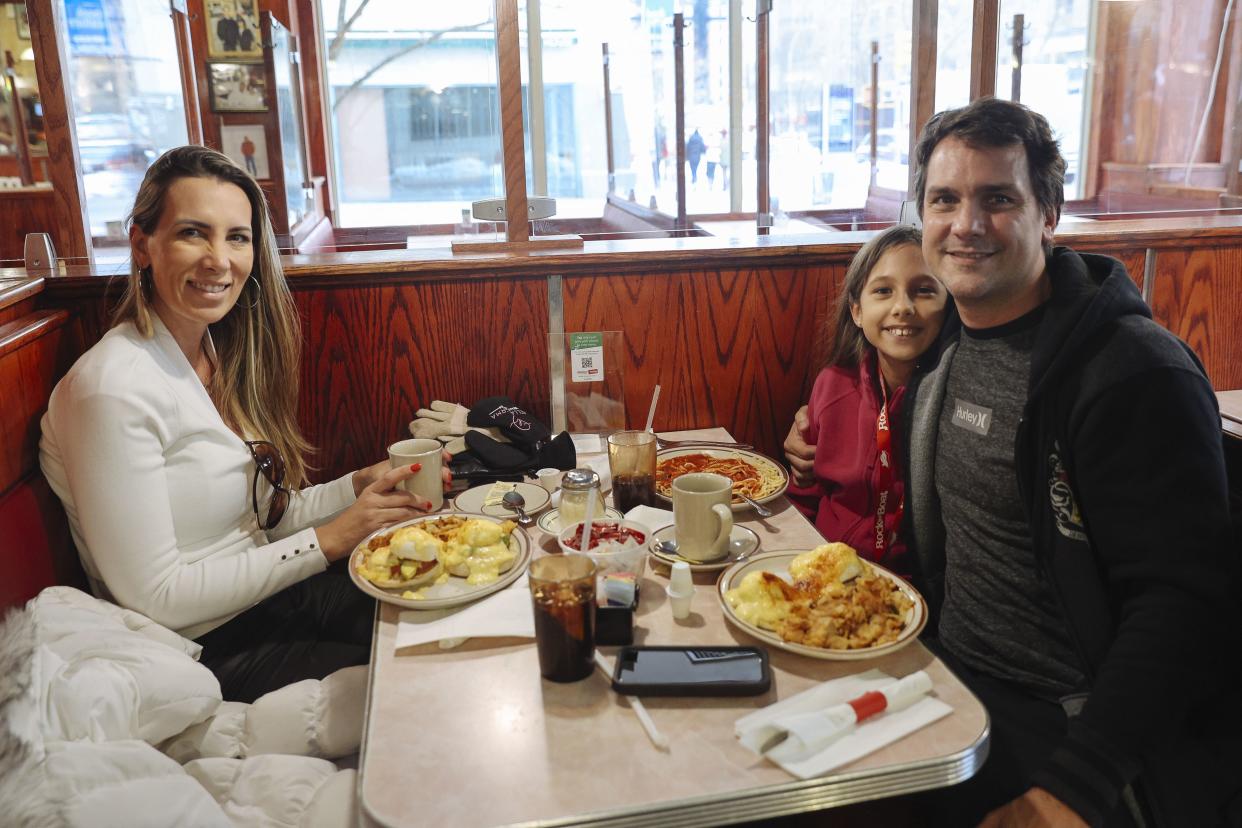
[{"x1": 535, "y1": 467, "x2": 561, "y2": 492}]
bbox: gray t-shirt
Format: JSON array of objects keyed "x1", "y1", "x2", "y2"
[{"x1": 934, "y1": 309, "x2": 1087, "y2": 700}]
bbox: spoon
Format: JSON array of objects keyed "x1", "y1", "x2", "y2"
[
  {"x1": 737, "y1": 494, "x2": 773, "y2": 518},
  {"x1": 655, "y1": 538, "x2": 681, "y2": 556},
  {"x1": 501, "y1": 490, "x2": 534, "y2": 527}
]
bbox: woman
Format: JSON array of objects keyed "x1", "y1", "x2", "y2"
[
  {"x1": 40, "y1": 146, "x2": 444, "y2": 702},
  {"x1": 784, "y1": 225, "x2": 948, "y2": 577}
]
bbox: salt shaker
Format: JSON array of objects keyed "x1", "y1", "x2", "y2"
[{"x1": 559, "y1": 468, "x2": 607, "y2": 527}]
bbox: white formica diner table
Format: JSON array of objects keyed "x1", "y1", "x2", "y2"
[{"x1": 358, "y1": 428, "x2": 989, "y2": 828}]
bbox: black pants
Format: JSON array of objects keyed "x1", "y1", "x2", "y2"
[
  {"x1": 196, "y1": 567, "x2": 375, "y2": 703},
  {"x1": 919, "y1": 638, "x2": 1141, "y2": 827}
]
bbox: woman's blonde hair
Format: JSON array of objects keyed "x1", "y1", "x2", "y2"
[
  {"x1": 114, "y1": 145, "x2": 312, "y2": 486},
  {"x1": 820, "y1": 225, "x2": 924, "y2": 370}
]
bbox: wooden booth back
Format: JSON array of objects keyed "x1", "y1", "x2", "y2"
[{"x1": 0, "y1": 305, "x2": 88, "y2": 609}]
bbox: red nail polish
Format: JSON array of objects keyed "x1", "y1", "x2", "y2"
[{"x1": 410, "y1": 463, "x2": 421, "y2": 472}]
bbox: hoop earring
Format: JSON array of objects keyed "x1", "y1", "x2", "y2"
[
  {"x1": 237, "y1": 275, "x2": 262, "y2": 310},
  {"x1": 138, "y1": 266, "x2": 153, "y2": 300}
]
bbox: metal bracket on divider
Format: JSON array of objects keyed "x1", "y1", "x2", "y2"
[
  {"x1": 472, "y1": 197, "x2": 558, "y2": 222},
  {"x1": 24, "y1": 233, "x2": 57, "y2": 276}
]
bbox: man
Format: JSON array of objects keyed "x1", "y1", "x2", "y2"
[
  {"x1": 240, "y1": 134, "x2": 258, "y2": 177},
  {"x1": 785, "y1": 98, "x2": 1238, "y2": 826}
]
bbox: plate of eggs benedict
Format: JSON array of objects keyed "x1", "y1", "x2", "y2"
[{"x1": 350, "y1": 513, "x2": 530, "y2": 610}]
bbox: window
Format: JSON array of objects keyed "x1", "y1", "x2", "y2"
[
  {"x1": 62, "y1": 0, "x2": 190, "y2": 259},
  {"x1": 519, "y1": 0, "x2": 676, "y2": 220},
  {"x1": 320, "y1": 1, "x2": 502, "y2": 229},
  {"x1": 935, "y1": 0, "x2": 973, "y2": 112},
  {"x1": 768, "y1": 1, "x2": 914, "y2": 215},
  {"x1": 993, "y1": 0, "x2": 1090, "y2": 200}
]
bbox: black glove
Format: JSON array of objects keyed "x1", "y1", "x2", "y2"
[
  {"x1": 468, "y1": 396, "x2": 552, "y2": 446},
  {"x1": 463, "y1": 429, "x2": 577, "y2": 474}
]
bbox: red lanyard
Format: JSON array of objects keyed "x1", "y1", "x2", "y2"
[{"x1": 873, "y1": 379, "x2": 904, "y2": 558}]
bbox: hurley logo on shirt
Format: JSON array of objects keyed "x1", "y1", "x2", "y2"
[{"x1": 951, "y1": 398, "x2": 993, "y2": 436}]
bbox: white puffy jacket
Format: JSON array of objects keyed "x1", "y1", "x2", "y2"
[{"x1": 0, "y1": 587, "x2": 366, "y2": 828}]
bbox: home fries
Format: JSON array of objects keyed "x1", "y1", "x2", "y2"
[{"x1": 724, "y1": 543, "x2": 913, "y2": 650}]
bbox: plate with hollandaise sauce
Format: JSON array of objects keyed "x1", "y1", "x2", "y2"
[{"x1": 349, "y1": 512, "x2": 531, "y2": 610}]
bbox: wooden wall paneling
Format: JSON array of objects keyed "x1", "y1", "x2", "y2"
[
  {"x1": 293, "y1": 0, "x2": 332, "y2": 216},
  {"x1": 0, "y1": 292, "x2": 38, "y2": 329},
  {"x1": 187, "y1": 0, "x2": 214, "y2": 149},
  {"x1": 560, "y1": 264, "x2": 842, "y2": 462},
  {"x1": 969, "y1": 0, "x2": 998, "y2": 101},
  {"x1": 1147, "y1": 244, "x2": 1242, "y2": 389},
  {"x1": 0, "y1": 189, "x2": 58, "y2": 263},
  {"x1": 173, "y1": 7, "x2": 204, "y2": 144},
  {"x1": 1081, "y1": 0, "x2": 1110, "y2": 200},
  {"x1": 25, "y1": 0, "x2": 91, "y2": 263},
  {"x1": 1066, "y1": 242, "x2": 1147, "y2": 293},
  {"x1": 909, "y1": 0, "x2": 939, "y2": 195},
  {"x1": 1116, "y1": 2, "x2": 1156, "y2": 164},
  {"x1": 494, "y1": 0, "x2": 529, "y2": 243},
  {"x1": 0, "y1": 309, "x2": 88, "y2": 606},
  {"x1": 1223, "y1": 0, "x2": 1242, "y2": 195},
  {"x1": 293, "y1": 275, "x2": 550, "y2": 481},
  {"x1": 1155, "y1": 0, "x2": 1227, "y2": 163},
  {"x1": 1099, "y1": 0, "x2": 1228, "y2": 175},
  {"x1": 0, "y1": 310, "x2": 74, "y2": 493}
]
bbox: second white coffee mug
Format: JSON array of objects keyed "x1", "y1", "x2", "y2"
[
  {"x1": 388, "y1": 438, "x2": 444, "y2": 511},
  {"x1": 672, "y1": 472, "x2": 734, "y2": 562}
]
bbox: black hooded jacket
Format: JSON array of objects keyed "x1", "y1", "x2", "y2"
[{"x1": 904, "y1": 247, "x2": 1240, "y2": 826}]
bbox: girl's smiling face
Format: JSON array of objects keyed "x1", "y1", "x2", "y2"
[{"x1": 850, "y1": 243, "x2": 948, "y2": 389}]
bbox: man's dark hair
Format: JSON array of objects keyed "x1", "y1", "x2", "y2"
[{"x1": 913, "y1": 97, "x2": 1066, "y2": 224}]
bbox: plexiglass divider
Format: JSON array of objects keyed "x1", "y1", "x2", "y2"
[{"x1": 549, "y1": 330, "x2": 626, "y2": 438}]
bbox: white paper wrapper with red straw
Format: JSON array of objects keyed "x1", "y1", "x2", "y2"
[{"x1": 736, "y1": 669, "x2": 952, "y2": 778}]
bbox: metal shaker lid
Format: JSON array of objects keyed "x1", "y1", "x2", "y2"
[{"x1": 560, "y1": 468, "x2": 600, "y2": 491}]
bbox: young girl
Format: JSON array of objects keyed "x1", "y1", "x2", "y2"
[{"x1": 785, "y1": 225, "x2": 947, "y2": 577}]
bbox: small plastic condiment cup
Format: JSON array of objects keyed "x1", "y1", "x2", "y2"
[{"x1": 666, "y1": 561, "x2": 693, "y2": 619}]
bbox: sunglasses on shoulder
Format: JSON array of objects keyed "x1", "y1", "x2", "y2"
[{"x1": 245, "y1": 439, "x2": 291, "y2": 530}]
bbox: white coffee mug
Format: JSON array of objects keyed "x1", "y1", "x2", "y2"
[
  {"x1": 388, "y1": 438, "x2": 444, "y2": 511},
  {"x1": 672, "y1": 472, "x2": 734, "y2": 562}
]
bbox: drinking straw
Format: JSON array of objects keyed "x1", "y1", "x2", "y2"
[
  {"x1": 594, "y1": 651, "x2": 670, "y2": 751},
  {"x1": 643, "y1": 385, "x2": 661, "y2": 433},
  {"x1": 578, "y1": 489, "x2": 596, "y2": 555}
]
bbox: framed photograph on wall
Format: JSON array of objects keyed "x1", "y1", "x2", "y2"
[
  {"x1": 220, "y1": 124, "x2": 270, "y2": 179},
  {"x1": 206, "y1": 0, "x2": 262, "y2": 60},
  {"x1": 208, "y1": 63, "x2": 267, "y2": 112}
]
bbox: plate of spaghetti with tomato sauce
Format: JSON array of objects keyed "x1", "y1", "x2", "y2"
[{"x1": 654, "y1": 446, "x2": 789, "y2": 512}]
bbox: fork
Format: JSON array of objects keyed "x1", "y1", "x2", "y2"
[{"x1": 655, "y1": 436, "x2": 753, "y2": 451}]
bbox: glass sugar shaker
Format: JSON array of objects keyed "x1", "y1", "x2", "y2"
[{"x1": 559, "y1": 468, "x2": 607, "y2": 528}]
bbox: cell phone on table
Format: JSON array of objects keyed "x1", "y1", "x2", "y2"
[{"x1": 611, "y1": 646, "x2": 771, "y2": 696}]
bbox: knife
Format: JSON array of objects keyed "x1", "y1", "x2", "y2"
[{"x1": 758, "y1": 671, "x2": 933, "y2": 755}]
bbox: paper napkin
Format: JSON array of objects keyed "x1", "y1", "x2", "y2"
[
  {"x1": 735, "y1": 669, "x2": 953, "y2": 779},
  {"x1": 395, "y1": 575, "x2": 534, "y2": 650}
]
